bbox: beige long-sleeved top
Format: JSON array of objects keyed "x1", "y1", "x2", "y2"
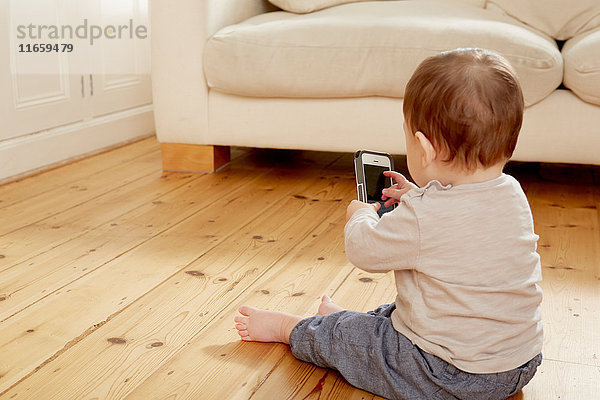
[{"x1": 344, "y1": 174, "x2": 543, "y2": 374}]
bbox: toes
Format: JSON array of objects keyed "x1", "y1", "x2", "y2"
[
  {"x1": 234, "y1": 315, "x2": 249, "y2": 325},
  {"x1": 237, "y1": 328, "x2": 253, "y2": 341},
  {"x1": 322, "y1": 294, "x2": 332, "y2": 303},
  {"x1": 238, "y1": 305, "x2": 256, "y2": 316}
]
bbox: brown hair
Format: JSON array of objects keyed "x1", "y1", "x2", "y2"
[{"x1": 403, "y1": 48, "x2": 524, "y2": 170}]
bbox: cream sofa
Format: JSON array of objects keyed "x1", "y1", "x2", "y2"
[{"x1": 151, "y1": 0, "x2": 600, "y2": 171}]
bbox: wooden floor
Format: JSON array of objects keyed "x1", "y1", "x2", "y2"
[{"x1": 0, "y1": 137, "x2": 599, "y2": 400}]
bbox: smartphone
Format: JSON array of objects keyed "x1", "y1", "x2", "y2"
[{"x1": 354, "y1": 150, "x2": 396, "y2": 216}]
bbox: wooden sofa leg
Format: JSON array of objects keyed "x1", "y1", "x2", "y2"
[{"x1": 161, "y1": 143, "x2": 230, "y2": 173}]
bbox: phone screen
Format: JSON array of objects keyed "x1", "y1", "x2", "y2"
[{"x1": 363, "y1": 164, "x2": 394, "y2": 215}]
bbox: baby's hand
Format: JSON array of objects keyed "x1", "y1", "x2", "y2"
[
  {"x1": 381, "y1": 171, "x2": 418, "y2": 207},
  {"x1": 346, "y1": 200, "x2": 380, "y2": 222}
]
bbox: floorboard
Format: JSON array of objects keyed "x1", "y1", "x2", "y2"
[
  {"x1": 0, "y1": 151, "x2": 162, "y2": 235},
  {"x1": 0, "y1": 138, "x2": 598, "y2": 399},
  {"x1": 0, "y1": 137, "x2": 159, "y2": 209}
]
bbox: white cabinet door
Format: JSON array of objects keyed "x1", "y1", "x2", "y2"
[
  {"x1": 1, "y1": 0, "x2": 151, "y2": 141},
  {"x1": 1, "y1": 0, "x2": 85, "y2": 141},
  {"x1": 89, "y1": 0, "x2": 152, "y2": 117}
]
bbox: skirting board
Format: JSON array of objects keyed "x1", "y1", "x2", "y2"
[{"x1": 0, "y1": 105, "x2": 155, "y2": 183}]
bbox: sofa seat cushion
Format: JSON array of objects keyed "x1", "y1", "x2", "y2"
[
  {"x1": 204, "y1": 0, "x2": 563, "y2": 106},
  {"x1": 268, "y1": 0, "x2": 370, "y2": 14},
  {"x1": 269, "y1": 0, "x2": 484, "y2": 14},
  {"x1": 486, "y1": 0, "x2": 600, "y2": 41},
  {"x1": 563, "y1": 29, "x2": 600, "y2": 106}
]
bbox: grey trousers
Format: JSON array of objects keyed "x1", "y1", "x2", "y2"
[{"x1": 289, "y1": 303, "x2": 541, "y2": 400}]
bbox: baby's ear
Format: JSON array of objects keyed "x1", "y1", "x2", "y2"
[{"x1": 415, "y1": 131, "x2": 436, "y2": 166}]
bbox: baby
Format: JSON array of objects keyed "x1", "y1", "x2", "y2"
[{"x1": 235, "y1": 48, "x2": 543, "y2": 399}]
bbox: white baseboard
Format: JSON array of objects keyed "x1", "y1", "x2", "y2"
[{"x1": 0, "y1": 105, "x2": 155, "y2": 183}]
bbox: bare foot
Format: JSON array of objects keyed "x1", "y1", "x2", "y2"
[
  {"x1": 235, "y1": 306, "x2": 302, "y2": 344},
  {"x1": 317, "y1": 294, "x2": 344, "y2": 315}
]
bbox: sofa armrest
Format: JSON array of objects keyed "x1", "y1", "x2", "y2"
[{"x1": 151, "y1": 0, "x2": 275, "y2": 144}]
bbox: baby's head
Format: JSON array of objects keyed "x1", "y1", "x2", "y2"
[{"x1": 402, "y1": 48, "x2": 524, "y2": 184}]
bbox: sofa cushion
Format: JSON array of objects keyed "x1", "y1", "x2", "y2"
[
  {"x1": 563, "y1": 29, "x2": 600, "y2": 106},
  {"x1": 204, "y1": 1, "x2": 563, "y2": 106},
  {"x1": 486, "y1": 0, "x2": 600, "y2": 41},
  {"x1": 269, "y1": 0, "x2": 484, "y2": 14},
  {"x1": 268, "y1": 0, "x2": 369, "y2": 14}
]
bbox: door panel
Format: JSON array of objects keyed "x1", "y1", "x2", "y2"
[
  {"x1": 90, "y1": 0, "x2": 152, "y2": 117},
  {"x1": 1, "y1": 0, "x2": 84, "y2": 141}
]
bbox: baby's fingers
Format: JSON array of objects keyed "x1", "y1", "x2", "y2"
[
  {"x1": 382, "y1": 186, "x2": 410, "y2": 201},
  {"x1": 383, "y1": 198, "x2": 399, "y2": 208},
  {"x1": 383, "y1": 170, "x2": 408, "y2": 185}
]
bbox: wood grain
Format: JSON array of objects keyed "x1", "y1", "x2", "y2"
[
  {"x1": 0, "y1": 164, "x2": 354, "y2": 398},
  {"x1": 0, "y1": 137, "x2": 159, "y2": 209},
  {"x1": 527, "y1": 180, "x2": 600, "y2": 368},
  {"x1": 124, "y1": 197, "x2": 356, "y2": 400},
  {"x1": 252, "y1": 268, "x2": 397, "y2": 400},
  {"x1": 0, "y1": 151, "x2": 163, "y2": 235},
  {"x1": 0, "y1": 140, "x2": 598, "y2": 400},
  {"x1": 0, "y1": 160, "x2": 289, "y2": 392},
  {"x1": 161, "y1": 143, "x2": 230, "y2": 173}
]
